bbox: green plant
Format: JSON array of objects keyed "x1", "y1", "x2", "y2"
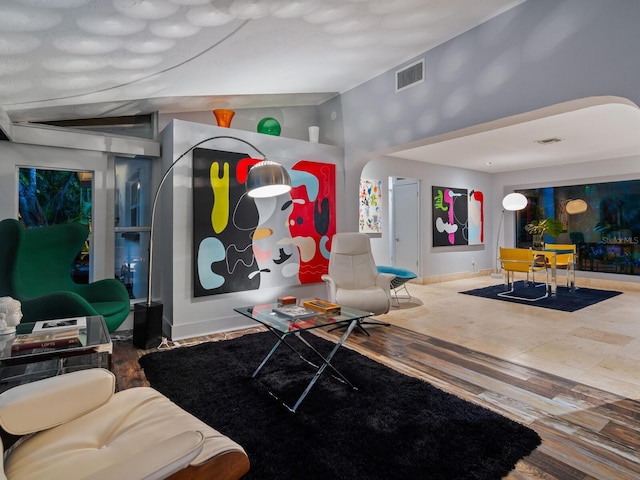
[
  {"x1": 594, "y1": 221, "x2": 619, "y2": 237},
  {"x1": 525, "y1": 217, "x2": 563, "y2": 238}
]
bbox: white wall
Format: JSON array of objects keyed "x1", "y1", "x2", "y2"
[
  {"x1": 362, "y1": 156, "x2": 493, "y2": 277},
  {"x1": 157, "y1": 120, "x2": 346, "y2": 339}
]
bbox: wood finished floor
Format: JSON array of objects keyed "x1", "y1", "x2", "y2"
[{"x1": 115, "y1": 322, "x2": 640, "y2": 480}]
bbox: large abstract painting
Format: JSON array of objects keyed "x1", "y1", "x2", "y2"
[
  {"x1": 432, "y1": 186, "x2": 484, "y2": 247},
  {"x1": 359, "y1": 178, "x2": 382, "y2": 233},
  {"x1": 192, "y1": 148, "x2": 336, "y2": 297}
]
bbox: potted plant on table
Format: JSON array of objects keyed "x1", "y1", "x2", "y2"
[{"x1": 525, "y1": 217, "x2": 562, "y2": 248}]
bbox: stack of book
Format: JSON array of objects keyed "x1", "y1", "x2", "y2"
[
  {"x1": 302, "y1": 299, "x2": 341, "y2": 314},
  {"x1": 11, "y1": 327, "x2": 81, "y2": 353}
]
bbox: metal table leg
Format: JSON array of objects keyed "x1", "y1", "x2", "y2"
[
  {"x1": 291, "y1": 319, "x2": 358, "y2": 412},
  {"x1": 549, "y1": 254, "x2": 557, "y2": 295},
  {"x1": 252, "y1": 319, "x2": 359, "y2": 412},
  {"x1": 252, "y1": 334, "x2": 285, "y2": 378}
]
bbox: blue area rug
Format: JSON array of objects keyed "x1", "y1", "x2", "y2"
[{"x1": 460, "y1": 280, "x2": 622, "y2": 311}]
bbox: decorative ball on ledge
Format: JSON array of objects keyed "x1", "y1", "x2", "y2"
[{"x1": 257, "y1": 117, "x2": 281, "y2": 136}]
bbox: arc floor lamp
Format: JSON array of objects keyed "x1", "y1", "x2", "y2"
[
  {"x1": 493, "y1": 192, "x2": 528, "y2": 277},
  {"x1": 133, "y1": 135, "x2": 291, "y2": 349}
]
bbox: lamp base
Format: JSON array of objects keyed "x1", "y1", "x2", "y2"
[{"x1": 133, "y1": 302, "x2": 163, "y2": 350}]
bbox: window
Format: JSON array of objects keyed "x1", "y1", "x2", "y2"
[
  {"x1": 515, "y1": 180, "x2": 640, "y2": 276},
  {"x1": 18, "y1": 167, "x2": 92, "y2": 283},
  {"x1": 114, "y1": 157, "x2": 152, "y2": 299}
]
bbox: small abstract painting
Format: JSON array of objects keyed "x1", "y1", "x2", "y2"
[
  {"x1": 468, "y1": 189, "x2": 485, "y2": 245},
  {"x1": 359, "y1": 178, "x2": 382, "y2": 233},
  {"x1": 432, "y1": 186, "x2": 484, "y2": 246}
]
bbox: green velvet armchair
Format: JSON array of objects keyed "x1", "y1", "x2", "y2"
[{"x1": 0, "y1": 218, "x2": 130, "y2": 333}]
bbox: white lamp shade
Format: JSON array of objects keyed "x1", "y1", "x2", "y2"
[
  {"x1": 246, "y1": 160, "x2": 292, "y2": 198},
  {"x1": 502, "y1": 192, "x2": 527, "y2": 211},
  {"x1": 565, "y1": 199, "x2": 587, "y2": 214}
]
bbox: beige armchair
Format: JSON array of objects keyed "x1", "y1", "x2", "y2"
[
  {"x1": 0, "y1": 369, "x2": 249, "y2": 480},
  {"x1": 321, "y1": 232, "x2": 395, "y2": 334}
]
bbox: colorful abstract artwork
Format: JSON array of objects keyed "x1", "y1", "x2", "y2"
[
  {"x1": 192, "y1": 148, "x2": 336, "y2": 297},
  {"x1": 468, "y1": 189, "x2": 485, "y2": 245},
  {"x1": 432, "y1": 186, "x2": 484, "y2": 247},
  {"x1": 359, "y1": 178, "x2": 382, "y2": 233}
]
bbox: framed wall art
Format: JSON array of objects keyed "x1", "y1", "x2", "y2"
[
  {"x1": 192, "y1": 148, "x2": 336, "y2": 296},
  {"x1": 359, "y1": 178, "x2": 382, "y2": 233}
]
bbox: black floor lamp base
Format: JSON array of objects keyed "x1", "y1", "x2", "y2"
[{"x1": 133, "y1": 302, "x2": 163, "y2": 350}]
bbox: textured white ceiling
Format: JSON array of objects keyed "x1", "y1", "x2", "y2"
[{"x1": 0, "y1": 0, "x2": 525, "y2": 122}]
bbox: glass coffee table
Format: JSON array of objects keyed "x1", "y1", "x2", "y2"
[
  {"x1": 0, "y1": 316, "x2": 112, "y2": 388},
  {"x1": 234, "y1": 303, "x2": 373, "y2": 412}
]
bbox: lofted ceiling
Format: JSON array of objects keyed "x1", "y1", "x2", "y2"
[
  {"x1": 2, "y1": 1, "x2": 638, "y2": 173},
  {"x1": 0, "y1": 0, "x2": 525, "y2": 123}
]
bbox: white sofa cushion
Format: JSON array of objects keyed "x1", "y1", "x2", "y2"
[
  {"x1": 1, "y1": 371, "x2": 247, "y2": 480},
  {"x1": 0, "y1": 369, "x2": 114, "y2": 435}
]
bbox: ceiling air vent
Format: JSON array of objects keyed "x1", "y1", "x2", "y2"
[{"x1": 396, "y1": 59, "x2": 424, "y2": 92}]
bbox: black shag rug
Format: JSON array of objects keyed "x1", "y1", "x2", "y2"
[
  {"x1": 460, "y1": 280, "x2": 622, "y2": 312},
  {"x1": 139, "y1": 331, "x2": 540, "y2": 480}
]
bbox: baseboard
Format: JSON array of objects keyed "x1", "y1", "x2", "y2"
[
  {"x1": 414, "y1": 269, "x2": 494, "y2": 285},
  {"x1": 414, "y1": 269, "x2": 640, "y2": 293}
]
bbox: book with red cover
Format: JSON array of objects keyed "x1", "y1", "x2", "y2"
[{"x1": 11, "y1": 329, "x2": 81, "y2": 352}]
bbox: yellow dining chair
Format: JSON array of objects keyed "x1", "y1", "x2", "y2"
[
  {"x1": 498, "y1": 247, "x2": 549, "y2": 301},
  {"x1": 545, "y1": 243, "x2": 577, "y2": 288}
]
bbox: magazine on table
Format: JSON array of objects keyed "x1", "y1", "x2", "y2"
[
  {"x1": 272, "y1": 305, "x2": 317, "y2": 319},
  {"x1": 32, "y1": 316, "x2": 87, "y2": 333}
]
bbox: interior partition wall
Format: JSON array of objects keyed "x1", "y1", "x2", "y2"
[{"x1": 157, "y1": 120, "x2": 347, "y2": 340}]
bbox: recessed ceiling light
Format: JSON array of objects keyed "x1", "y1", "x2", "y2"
[{"x1": 534, "y1": 137, "x2": 563, "y2": 145}]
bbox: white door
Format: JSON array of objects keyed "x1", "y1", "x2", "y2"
[{"x1": 392, "y1": 178, "x2": 420, "y2": 273}]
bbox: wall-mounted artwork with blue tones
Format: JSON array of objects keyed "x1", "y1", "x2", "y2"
[
  {"x1": 432, "y1": 186, "x2": 484, "y2": 247},
  {"x1": 192, "y1": 148, "x2": 336, "y2": 297}
]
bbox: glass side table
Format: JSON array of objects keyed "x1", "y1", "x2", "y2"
[{"x1": 0, "y1": 315, "x2": 112, "y2": 389}]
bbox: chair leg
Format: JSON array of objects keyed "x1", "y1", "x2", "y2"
[
  {"x1": 358, "y1": 318, "x2": 391, "y2": 332},
  {"x1": 498, "y1": 267, "x2": 549, "y2": 301},
  {"x1": 390, "y1": 282, "x2": 412, "y2": 306},
  {"x1": 329, "y1": 317, "x2": 390, "y2": 336}
]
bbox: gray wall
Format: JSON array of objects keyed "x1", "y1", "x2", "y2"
[
  {"x1": 341, "y1": 0, "x2": 640, "y2": 163},
  {"x1": 335, "y1": 0, "x2": 640, "y2": 281},
  {"x1": 362, "y1": 157, "x2": 492, "y2": 278}
]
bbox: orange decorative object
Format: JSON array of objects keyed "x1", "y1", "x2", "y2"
[{"x1": 213, "y1": 109, "x2": 235, "y2": 128}]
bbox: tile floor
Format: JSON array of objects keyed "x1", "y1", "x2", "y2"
[{"x1": 378, "y1": 274, "x2": 640, "y2": 399}]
